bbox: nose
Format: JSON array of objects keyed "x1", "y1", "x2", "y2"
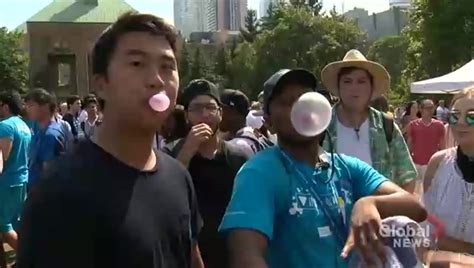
[{"x1": 147, "y1": 67, "x2": 165, "y2": 90}]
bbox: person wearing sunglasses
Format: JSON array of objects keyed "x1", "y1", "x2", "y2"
[{"x1": 422, "y1": 86, "x2": 474, "y2": 255}]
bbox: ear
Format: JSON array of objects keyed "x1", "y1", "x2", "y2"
[
  {"x1": 93, "y1": 74, "x2": 107, "y2": 100},
  {"x1": 263, "y1": 114, "x2": 275, "y2": 133}
]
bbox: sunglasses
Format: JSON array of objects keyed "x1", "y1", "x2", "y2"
[{"x1": 448, "y1": 111, "x2": 474, "y2": 126}]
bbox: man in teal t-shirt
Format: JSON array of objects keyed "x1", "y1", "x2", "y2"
[
  {"x1": 219, "y1": 69, "x2": 427, "y2": 267},
  {"x1": 0, "y1": 91, "x2": 32, "y2": 252}
]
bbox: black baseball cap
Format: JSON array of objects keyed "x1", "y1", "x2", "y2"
[
  {"x1": 220, "y1": 89, "x2": 250, "y2": 116},
  {"x1": 180, "y1": 79, "x2": 221, "y2": 109},
  {"x1": 262, "y1": 69, "x2": 318, "y2": 116}
]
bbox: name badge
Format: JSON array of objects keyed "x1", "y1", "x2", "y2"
[{"x1": 318, "y1": 226, "x2": 332, "y2": 238}]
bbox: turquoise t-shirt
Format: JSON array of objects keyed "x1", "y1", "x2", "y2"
[
  {"x1": 0, "y1": 116, "x2": 32, "y2": 188},
  {"x1": 219, "y1": 146, "x2": 388, "y2": 268}
]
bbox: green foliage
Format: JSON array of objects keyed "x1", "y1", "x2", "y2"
[
  {"x1": 230, "y1": 5, "x2": 366, "y2": 98},
  {"x1": 368, "y1": 35, "x2": 410, "y2": 104},
  {"x1": 403, "y1": 0, "x2": 474, "y2": 82},
  {"x1": 240, "y1": 9, "x2": 259, "y2": 43},
  {"x1": 0, "y1": 28, "x2": 28, "y2": 93}
]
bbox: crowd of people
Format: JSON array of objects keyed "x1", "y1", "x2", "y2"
[{"x1": 0, "y1": 11, "x2": 473, "y2": 268}]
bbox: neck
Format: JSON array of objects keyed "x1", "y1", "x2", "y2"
[
  {"x1": 337, "y1": 104, "x2": 369, "y2": 128},
  {"x1": 198, "y1": 134, "x2": 219, "y2": 157},
  {"x1": 93, "y1": 117, "x2": 156, "y2": 170},
  {"x1": 229, "y1": 120, "x2": 246, "y2": 136},
  {"x1": 38, "y1": 115, "x2": 53, "y2": 128},
  {"x1": 422, "y1": 116, "x2": 432, "y2": 123},
  {"x1": 88, "y1": 114, "x2": 98, "y2": 123},
  {"x1": 460, "y1": 144, "x2": 474, "y2": 158},
  {"x1": 279, "y1": 139, "x2": 320, "y2": 166}
]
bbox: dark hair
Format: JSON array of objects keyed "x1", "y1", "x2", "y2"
[
  {"x1": 371, "y1": 95, "x2": 389, "y2": 113},
  {"x1": 25, "y1": 88, "x2": 57, "y2": 113},
  {"x1": 92, "y1": 12, "x2": 178, "y2": 76},
  {"x1": 0, "y1": 91, "x2": 23, "y2": 116},
  {"x1": 83, "y1": 96, "x2": 98, "y2": 108},
  {"x1": 337, "y1": 67, "x2": 374, "y2": 86},
  {"x1": 163, "y1": 105, "x2": 188, "y2": 142},
  {"x1": 97, "y1": 97, "x2": 105, "y2": 111},
  {"x1": 66, "y1": 95, "x2": 81, "y2": 109},
  {"x1": 404, "y1": 100, "x2": 420, "y2": 117}
]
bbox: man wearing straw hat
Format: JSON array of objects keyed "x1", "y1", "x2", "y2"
[{"x1": 321, "y1": 49, "x2": 417, "y2": 192}]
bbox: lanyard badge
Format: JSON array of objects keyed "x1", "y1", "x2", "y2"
[{"x1": 279, "y1": 148, "x2": 348, "y2": 246}]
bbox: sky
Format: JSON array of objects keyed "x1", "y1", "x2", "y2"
[{"x1": 0, "y1": 0, "x2": 389, "y2": 30}]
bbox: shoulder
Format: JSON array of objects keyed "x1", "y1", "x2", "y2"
[
  {"x1": 45, "y1": 123, "x2": 64, "y2": 137},
  {"x1": 157, "y1": 150, "x2": 189, "y2": 175},
  {"x1": 240, "y1": 146, "x2": 282, "y2": 171},
  {"x1": 433, "y1": 119, "x2": 445, "y2": 127},
  {"x1": 0, "y1": 119, "x2": 14, "y2": 131},
  {"x1": 428, "y1": 149, "x2": 448, "y2": 169},
  {"x1": 333, "y1": 153, "x2": 380, "y2": 177}
]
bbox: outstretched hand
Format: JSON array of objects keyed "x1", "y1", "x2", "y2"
[{"x1": 340, "y1": 197, "x2": 386, "y2": 268}]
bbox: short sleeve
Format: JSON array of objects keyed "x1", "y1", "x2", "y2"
[
  {"x1": 343, "y1": 156, "x2": 389, "y2": 200},
  {"x1": 219, "y1": 164, "x2": 276, "y2": 240},
  {"x1": 0, "y1": 121, "x2": 14, "y2": 140}
]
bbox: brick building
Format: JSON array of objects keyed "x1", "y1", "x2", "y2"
[{"x1": 16, "y1": 0, "x2": 136, "y2": 98}]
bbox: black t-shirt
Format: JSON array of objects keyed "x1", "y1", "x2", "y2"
[
  {"x1": 165, "y1": 140, "x2": 248, "y2": 268},
  {"x1": 17, "y1": 139, "x2": 201, "y2": 268}
]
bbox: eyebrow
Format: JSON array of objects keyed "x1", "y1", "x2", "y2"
[{"x1": 124, "y1": 49, "x2": 176, "y2": 62}]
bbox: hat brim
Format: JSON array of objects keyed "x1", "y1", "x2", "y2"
[{"x1": 321, "y1": 60, "x2": 390, "y2": 98}]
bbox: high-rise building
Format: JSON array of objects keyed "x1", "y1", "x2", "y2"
[
  {"x1": 259, "y1": 0, "x2": 288, "y2": 18},
  {"x1": 205, "y1": 0, "x2": 248, "y2": 32},
  {"x1": 174, "y1": 0, "x2": 207, "y2": 38},
  {"x1": 229, "y1": 0, "x2": 247, "y2": 30}
]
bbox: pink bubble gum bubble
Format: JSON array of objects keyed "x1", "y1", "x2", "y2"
[
  {"x1": 148, "y1": 92, "x2": 170, "y2": 112},
  {"x1": 300, "y1": 113, "x2": 319, "y2": 126}
]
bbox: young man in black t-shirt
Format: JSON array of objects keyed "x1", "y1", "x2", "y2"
[
  {"x1": 17, "y1": 13, "x2": 204, "y2": 268},
  {"x1": 164, "y1": 79, "x2": 248, "y2": 268}
]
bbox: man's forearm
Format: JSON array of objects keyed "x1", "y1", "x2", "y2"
[
  {"x1": 402, "y1": 179, "x2": 416, "y2": 194},
  {"x1": 439, "y1": 236, "x2": 474, "y2": 254},
  {"x1": 368, "y1": 192, "x2": 427, "y2": 222}
]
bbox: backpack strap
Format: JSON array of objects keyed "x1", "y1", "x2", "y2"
[{"x1": 382, "y1": 112, "x2": 394, "y2": 144}]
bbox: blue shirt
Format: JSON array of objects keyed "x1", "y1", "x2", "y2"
[
  {"x1": 29, "y1": 121, "x2": 65, "y2": 187},
  {"x1": 219, "y1": 146, "x2": 388, "y2": 268},
  {"x1": 0, "y1": 116, "x2": 32, "y2": 188}
]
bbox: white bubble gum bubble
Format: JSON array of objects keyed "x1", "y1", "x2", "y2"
[
  {"x1": 290, "y1": 92, "x2": 332, "y2": 137},
  {"x1": 148, "y1": 92, "x2": 170, "y2": 112}
]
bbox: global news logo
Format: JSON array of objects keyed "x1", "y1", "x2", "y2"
[{"x1": 379, "y1": 215, "x2": 445, "y2": 249}]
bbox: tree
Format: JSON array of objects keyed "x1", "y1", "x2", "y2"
[
  {"x1": 178, "y1": 43, "x2": 191, "y2": 87},
  {"x1": 368, "y1": 35, "x2": 409, "y2": 103},
  {"x1": 403, "y1": 0, "x2": 474, "y2": 82},
  {"x1": 240, "y1": 9, "x2": 259, "y2": 43},
  {"x1": 190, "y1": 47, "x2": 204, "y2": 80},
  {"x1": 0, "y1": 28, "x2": 28, "y2": 93},
  {"x1": 230, "y1": 5, "x2": 366, "y2": 98}
]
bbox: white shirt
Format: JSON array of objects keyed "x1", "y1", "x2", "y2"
[
  {"x1": 436, "y1": 106, "x2": 449, "y2": 122},
  {"x1": 336, "y1": 118, "x2": 373, "y2": 166}
]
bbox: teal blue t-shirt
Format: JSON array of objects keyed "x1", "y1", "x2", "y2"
[
  {"x1": 219, "y1": 146, "x2": 388, "y2": 268},
  {"x1": 0, "y1": 116, "x2": 32, "y2": 188}
]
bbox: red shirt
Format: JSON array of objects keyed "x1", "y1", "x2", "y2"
[{"x1": 408, "y1": 118, "x2": 445, "y2": 165}]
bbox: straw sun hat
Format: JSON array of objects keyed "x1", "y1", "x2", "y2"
[{"x1": 321, "y1": 49, "x2": 390, "y2": 98}]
